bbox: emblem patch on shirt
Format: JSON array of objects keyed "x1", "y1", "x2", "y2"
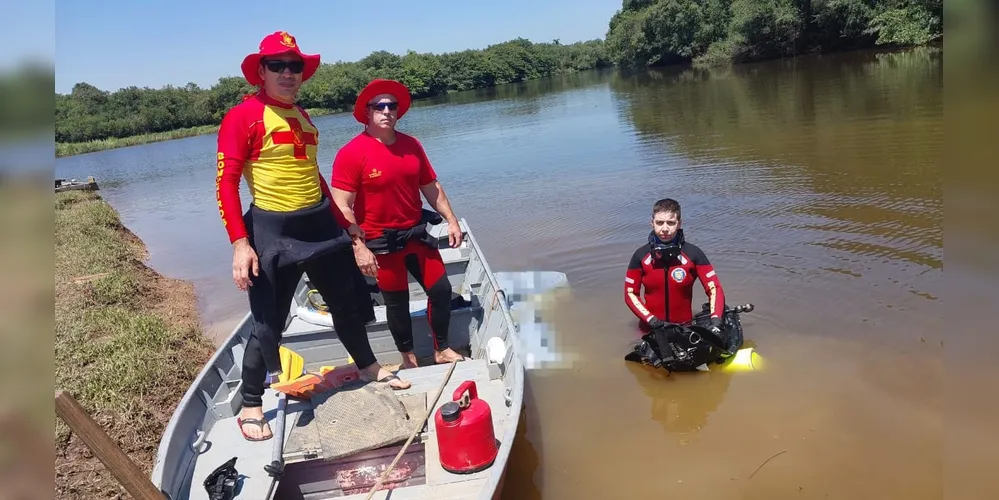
[{"x1": 671, "y1": 267, "x2": 686, "y2": 283}]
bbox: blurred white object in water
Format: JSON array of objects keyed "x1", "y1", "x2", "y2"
[{"x1": 493, "y1": 271, "x2": 577, "y2": 370}]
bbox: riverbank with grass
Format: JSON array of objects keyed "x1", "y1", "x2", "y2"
[
  {"x1": 55, "y1": 124, "x2": 220, "y2": 157},
  {"x1": 55, "y1": 107, "x2": 339, "y2": 157},
  {"x1": 54, "y1": 190, "x2": 215, "y2": 498}
]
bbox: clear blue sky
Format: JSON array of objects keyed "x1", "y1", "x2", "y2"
[
  {"x1": 55, "y1": 0, "x2": 621, "y2": 94},
  {"x1": 4, "y1": 1, "x2": 54, "y2": 71}
]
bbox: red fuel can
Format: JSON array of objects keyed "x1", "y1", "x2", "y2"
[{"x1": 435, "y1": 380, "x2": 498, "y2": 474}]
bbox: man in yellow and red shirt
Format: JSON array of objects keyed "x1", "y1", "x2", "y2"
[
  {"x1": 330, "y1": 79, "x2": 466, "y2": 369},
  {"x1": 216, "y1": 32, "x2": 410, "y2": 442}
]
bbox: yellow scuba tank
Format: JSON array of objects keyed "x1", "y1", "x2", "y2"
[{"x1": 716, "y1": 347, "x2": 763, "y2": 373}]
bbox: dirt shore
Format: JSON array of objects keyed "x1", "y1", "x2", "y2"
[{"x1": 54, "y1": 190, "x2": 214, "y2": 498}]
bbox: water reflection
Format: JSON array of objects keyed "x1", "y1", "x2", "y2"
[
  {"x1": 608, "y1": 49, "x2": 942, "y2": 271},
  {"x1": 419, "y1": 69, "x2": 613, "y2": 108},
  {"x1": 624, "y1": 362, "x2": 733, "y2": 436},
  {"x1": 500, "y1": 384, "x2": 542, "y2": 500},
  {"x1": 607, "y1": 49, "x2": 942, "y2": 346}
]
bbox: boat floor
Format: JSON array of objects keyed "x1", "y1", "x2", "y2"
[{"x1": 189, "y1": 359, "x2": 509, "y2": 500}]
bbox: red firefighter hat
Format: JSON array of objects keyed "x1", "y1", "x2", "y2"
[
  {"x1": 353, "y1": 79, "x2": 412, "y2": 124},
  {"x1": 241, "y1": 31, "x2": 320, "y2": 86}
]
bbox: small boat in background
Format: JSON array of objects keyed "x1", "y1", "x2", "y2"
[{"x1": 55, "y1": 176, "x2": 99, "y2": 193}]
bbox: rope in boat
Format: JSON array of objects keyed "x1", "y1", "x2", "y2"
[{"x1": 364, "y1": 359, "x2": 459, "y2": 500}]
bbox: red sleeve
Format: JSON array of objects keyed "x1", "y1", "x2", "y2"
[
  {"x1": 318, "y1": 171, "x2": 350, "y2": 229},
  {"x1": 216, "y1": 104, "x2": 253, "y2": 243},
  {"x1": 413, "y1": 137, "x2": 437, "y2": 186},
  {"x1": 330, "y1": 141, "x2": 363, "y2": 193},
  {"x1": 625, "y1": 247, "x2": 655, "y2": 323},
  {"x1": 688, "y1": 245, "x2": 725, "y2": 319}
]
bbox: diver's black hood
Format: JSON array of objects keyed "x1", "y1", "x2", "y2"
[{"x1": 648, "y1": 228, "x2": 685, "y2": 262}]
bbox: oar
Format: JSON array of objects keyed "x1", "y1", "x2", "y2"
[{"x1": 54, "y1": 390, "x2": 166, "y2": 500}]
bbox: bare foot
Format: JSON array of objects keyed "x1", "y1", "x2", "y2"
[
  {"x1": 400, "y1": 351, "x2": 419, "y2": 370},
  {"x1": 238, "y1": 407, "x2": 272, "y2": 441},
  {"x1": 434, "y1": 348, "x2": 465, "y2": 364},
  {"x1": 361, "y1": 363, "x2": 412, "y2": 390}
]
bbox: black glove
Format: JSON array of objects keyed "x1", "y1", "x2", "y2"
[
  {"x1": 626, "y1": 340, "x2": 662, "y2": 368},
  {"x1": 647, "y1": 317, "x2": 666, "y2": 330},
  {"x1": 709, "y1": 316, "x2": 723, "y2": 331},
  {"x1": 707, "y1": 316, "x2": 737, "y2": 355}
]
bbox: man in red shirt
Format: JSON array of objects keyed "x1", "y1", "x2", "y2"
[
  {"x1": 217, "y1": 33, "x2": 410, "y2": 441},
  {"x1": 624, "y1": 198, "x2": 741, "y2": 370},
  {"x1": 331, "y1": 79, "x2": 466, "y2": 368}
]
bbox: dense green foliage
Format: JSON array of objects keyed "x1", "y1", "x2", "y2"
[
  {"x1": 55, "y1": 38, "x2": 610, "y2": 144},
  {"x1": 605, "y1": 0, "x2": 942, "y2": 67},
  {"x1": 56, "y1": 1, "x2": 943, "y2": 148}
]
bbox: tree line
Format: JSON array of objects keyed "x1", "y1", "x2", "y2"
[
  {"x1": 55, "y1": 38, "x2": 610, "y2": 144},
  {"x1": 605, "y1": 0, "x2": 941, "y2": 67},
  {"x1": 56, "y1": 1, "x2": 942, "y2": 145}
]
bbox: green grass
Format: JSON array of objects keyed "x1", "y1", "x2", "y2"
[
  {"x1": 55, "y1": 107, "x2": 342, "y2": 157},
  {"x1": 55, "y1": 125, "x2": 221, "y2": 157},
  {"x1": 54, "y1": 190, "x2": 214, "y2": 498}
]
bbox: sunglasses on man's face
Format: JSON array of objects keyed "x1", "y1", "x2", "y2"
[
  {"x1": 263, "y1": 60, "x2": 305, "y2": 74},
  {"x1": 368, "y1": 102, "x2": 399, "y2": 112}
]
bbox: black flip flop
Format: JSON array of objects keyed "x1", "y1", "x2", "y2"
[{"x1": 237, "y1": 417, "x2": 273, "y2": 442}]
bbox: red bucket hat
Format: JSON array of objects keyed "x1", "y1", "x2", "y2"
[
  {"x1": 353, "y1": 79, "x2": 412, "y2": 124},
  {"x1": 241, "y1": 31, "x2": 320, "y2": 87}
]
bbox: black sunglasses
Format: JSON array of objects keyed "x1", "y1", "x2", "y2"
[
  {"x1": 262, "y1": 60, "x2": 305, "y2": 74},
  {"x1": 368, "y1": 102, "x2": 399, "y2": 112}
]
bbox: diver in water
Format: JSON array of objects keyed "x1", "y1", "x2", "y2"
[{"x1": 623, "y1": 198, "x2": 745, "y2": 372}]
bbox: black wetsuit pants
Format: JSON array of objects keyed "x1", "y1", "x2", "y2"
[
  {"x1": 241, "y1": 246, "x2": 377, "y2": 407},
  {"x1": 238, "y1": 197, "x2": 377, "y2": 409},
  {"x1": 378, "y1": 243, "x2": 454, "y2": 353}
]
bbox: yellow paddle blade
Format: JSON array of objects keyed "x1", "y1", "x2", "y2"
[{"x1": 278, "y1": 346, "x2": 306, "y2": 383}]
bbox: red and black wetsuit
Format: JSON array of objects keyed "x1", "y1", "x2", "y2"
[{"x1": 624, "y1": 230, "x2": 726, "y2": 332}]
